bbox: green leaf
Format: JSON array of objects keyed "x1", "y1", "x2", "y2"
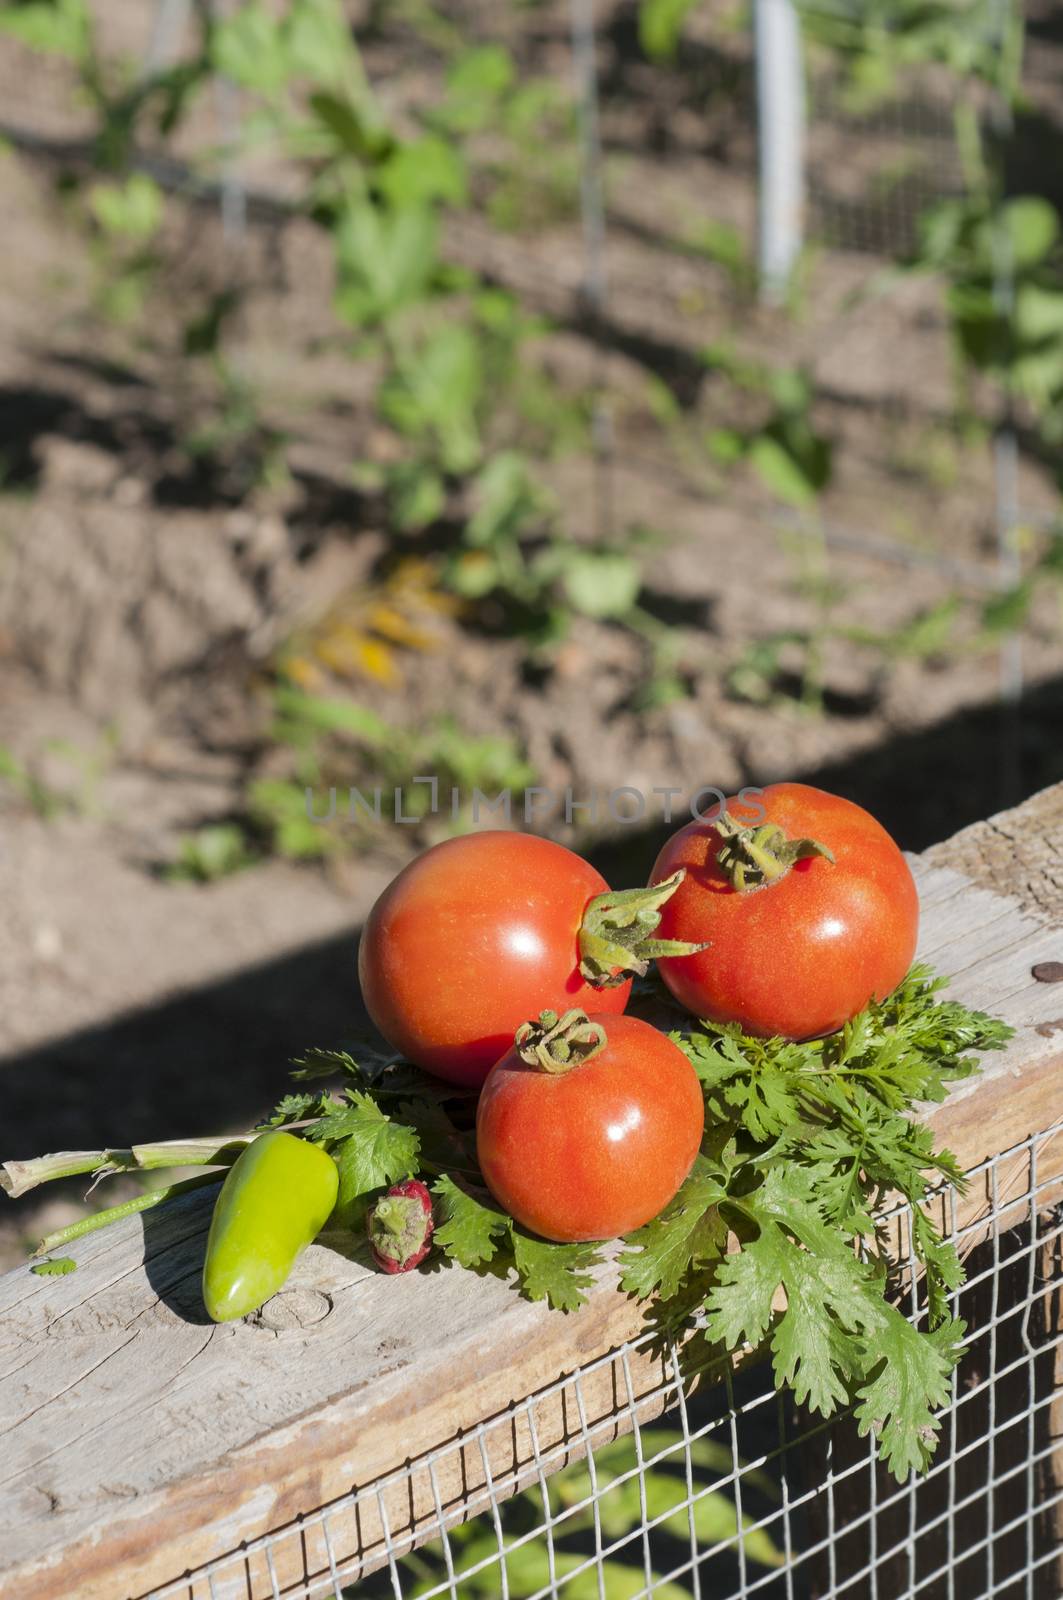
[
  {"x1": 561, "y1": 549, "x2": 642, "y2": 620},
  {"x1": 258, "y1": 1090, "x2": 334, "y2": 1128},
  {"x1": 980, "y1": 580, "x2": 1035, "y2": 636},
  {"x1": 853, "y1": 1314, "x2": 966, "y2": 1479},
  {"x1": 432, "y1": 1176, "x2": 603, "y2": 1311},
  {"x1": 169, "y1": 823, "x2": 254, "y2": 883},
  {"x1": 289, "y1": 1046, "x2": 362, "y2": 1081},
  {"x1": 619, "y1": 1157, "x2": 729, "y2": 1299},
  {"x1": 0, "y1": 0, "x2": 89, "y2": 58},
  {"x1": 378, "y1": 325, "x2": 483, "y2": 472},
  {"x1": 432, "y1": 1174, "x2": 510, "y2": 1268},
  {"x1": 309, "y1": 92, "x2": 392, "y2": 161},
  {"x1": 30, "y1": 1256, "x2": 77, "y2": 1276},
  {"x1": 247, "y1": 779, "x2": 339, "y2": 860},
  {"x1": 272, "y1": 686, "x2": 392, "y2": 744},
  {"x1": 466, "y1": 451, "x2": 543, "y2": 548},
  {"x1": 210, "y1": 3, "x2": 290, "y2": 93},
  {"x1": 638, "y1": 0, "x2": 701, "y2": 61},
  {"x1": 306, "y1": 1092, "x2": 419, "y2": 1227},
  {"x1": 707, "y1": 427, "x2": 745, "y2": 465},
  {"x1": 387, "y1": 461, "x2": 446, "y2": 532},
  {"x1": 748, "y1": 434, "x2": 820, "y2": 506},
  {"x1": 88, "y1": 176, "x2": 164, "y2": 241},
  {"x1": 377, "y1": 136, "x2": 467, "y2": 209},
  {"x1": 334, "y1": 201, "x2": 439, "y2": 328},
  {"x1": 1002, "y1": 196, "x2": 1059, "y2": 269},
  {"x1": 438, "y1": 44, "x2": 515, "y2": 134},
  {"x1": 510, "y1": 1232, "x2": 601, "y2": 1312},
  {"x1": 912, "y1": 1206, "x2": 965, "y2": 1327}
]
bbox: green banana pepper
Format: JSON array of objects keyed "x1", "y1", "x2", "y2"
[{"x1": 202, "y1": 1131, "x2": 339, "y2": 1323}]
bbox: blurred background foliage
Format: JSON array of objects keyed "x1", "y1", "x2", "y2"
[{"x1": 0, "y1": 0, "x2": 1062, "y2": 870}]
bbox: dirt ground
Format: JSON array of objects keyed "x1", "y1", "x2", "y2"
[{"x1": 2, "y1": 1, "x2": 1063, "y2": 1266}]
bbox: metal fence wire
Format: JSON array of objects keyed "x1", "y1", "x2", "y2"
[{"x1": 148, "y1": 1122, "x2": 1063, "y2": 1600}]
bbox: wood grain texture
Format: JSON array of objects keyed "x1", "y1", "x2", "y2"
[
  {"x1": 924, "y1": 781, "x2": 1063, "y2": 924},
  {"x1": 2, "y1": 786, "x2": 1063, "y2": 1600}
]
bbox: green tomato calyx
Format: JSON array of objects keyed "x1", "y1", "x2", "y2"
[
  {"x1": 515, "y1": 1008, "x2": 608, "y2": 1074},
  {"x1": 579, "y1": 870, "x2": 709, "y2": 985},
  {"x1": 713, "y1": 813, "x2": 834, "y2": 892}
]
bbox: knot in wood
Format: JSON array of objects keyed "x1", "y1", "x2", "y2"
[{"x1": 251, "y1": 1287, "x2": 333, "y2": 1334}]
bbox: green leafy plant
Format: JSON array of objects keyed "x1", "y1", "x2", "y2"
[
  {"x1": 799, "y1": 0, "x2": 1023, "y2": 116},
  {"x1": 238, "y1": 682, "x2": 538, "y2": 862},
  {"x1": 166, "y1": 823, "x2": 260, "y2": 883},
  {"x1": 430, "y1": 43, "x2": 580, "y2": 233},
  {"x1": 0, "y1": 0, "x2": 208, "y2": 315},
  {"x1": 0, "y1": 744, "x2": 65, "y2": 819},
  {"x1": 388, "y1": 1422, "x2": 783, "y2": 1597},
  {"x1": 704, "y1": 347, "x2": 834, "y2": 509}
]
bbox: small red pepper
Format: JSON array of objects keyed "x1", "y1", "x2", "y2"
[{"x1": 367, "y1": 1179, "x2": 434, "y2": 1273}]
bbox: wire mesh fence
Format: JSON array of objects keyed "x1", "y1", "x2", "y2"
[{"x1": 149, "y1": 1119, "x2": 1063, "y2": 1600}]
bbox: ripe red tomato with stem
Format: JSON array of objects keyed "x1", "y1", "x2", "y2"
[
  {"x1": 358, "y1": 831, "x2": 701, "y2": 1087},
  {"x1": 649, "y1": 782, "x2": 918, "y2": 1040},
  {"x1": 476, "y1": 1008, "x2": 705, "y2": 1242}
]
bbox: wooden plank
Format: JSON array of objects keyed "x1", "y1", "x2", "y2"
[
  {"x1": 2, "y1": 787, "x2": 1063, "y2": 1600},
  {"x1": 923, "y1": 781, "x2": 1063, "y2": 924}
]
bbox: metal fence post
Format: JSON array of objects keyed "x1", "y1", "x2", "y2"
[{"x1": 755, "y1": 0, "x2": 805, "y2": 305}]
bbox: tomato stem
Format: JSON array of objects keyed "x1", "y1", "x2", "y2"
[
  {"x1": 713, "y1": 815, "x2": 834, "y2": 891},
  {"x1": 515, "y1": 1008, "x2": 609, "y2": 1074},
  {"x1": 579, "y1": 869, "x2": 709, "y2": 984}
]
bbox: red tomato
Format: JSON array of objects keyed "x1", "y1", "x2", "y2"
[
  {"x1": 650, "y1": 782, "x2": 918, "y2": 1040},
  {"x1": 476, "y1": 1010, "x2": 705, "y2": 1242},
  {"x1": 358, "y1": 833, "x2": 632, "y2": 1087}
]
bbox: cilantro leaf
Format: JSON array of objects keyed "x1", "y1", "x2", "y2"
[
  {"x1": 619, "y1": 1157, "x2": 730, "y2": 1300},
  {"x1": 911, "y1": 1206, "x2": 965, "y2": 1327},
  {"x1": 258, "y1": 1090, "x2": 334, "y2": 1129},
  {"x1": 306, "y1": 1091, "x2": 420, "y2": 1228},
  {"x1": 511, "y1": 1232, "x2": 601, "y2": 1312},
  {"x1": 699, "y1": 1165, "x2": 967, "y2": 1480},
  {"x1": 31, "y1": 1256, "x2": 76, "y2": 1276},
  {"x1": 432, "y1": 1174, "x2": 510, "y2": 1268},
  {"x1": 854, "y1": 1313, "x2": 966, "y2": 1478},
  {"x1": 290, "y1": 1046, "x2": 365, "y2": 1081},
  {"x1": 678, "y1": 1029, "x2": 802, "y2": 1140},
  {"x1": 770, "y1": 1252, "x2": 868, "y2": 1417},
  {"x1": 432, "y1": 1175, "x2": 604, "y2": 1311}
]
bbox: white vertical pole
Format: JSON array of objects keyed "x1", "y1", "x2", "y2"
[
  {"x1": 143, "y1": 0, "x2": 191, "y2": 80},
  {"x1": 755, "y1": 0, "x2": 805, "y2": 305},
  {"x1": 570, "y1": 0, "x2": 614, "y2": 544},
  {"x1": 208, "y1": 0, "x2": 247, "y2": 242}
]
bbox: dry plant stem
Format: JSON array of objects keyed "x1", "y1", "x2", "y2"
[
  {"x1": 34, "y1": 1173, "x2": 223, "y2": 1257},
  {"x1": 1, "y1": 1137, "x2": 253, "y2": 1199}
]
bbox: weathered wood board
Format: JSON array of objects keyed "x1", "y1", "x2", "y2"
[{"x1": 2, "y1": 790, "x2": 1063, "y2": 1600}]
